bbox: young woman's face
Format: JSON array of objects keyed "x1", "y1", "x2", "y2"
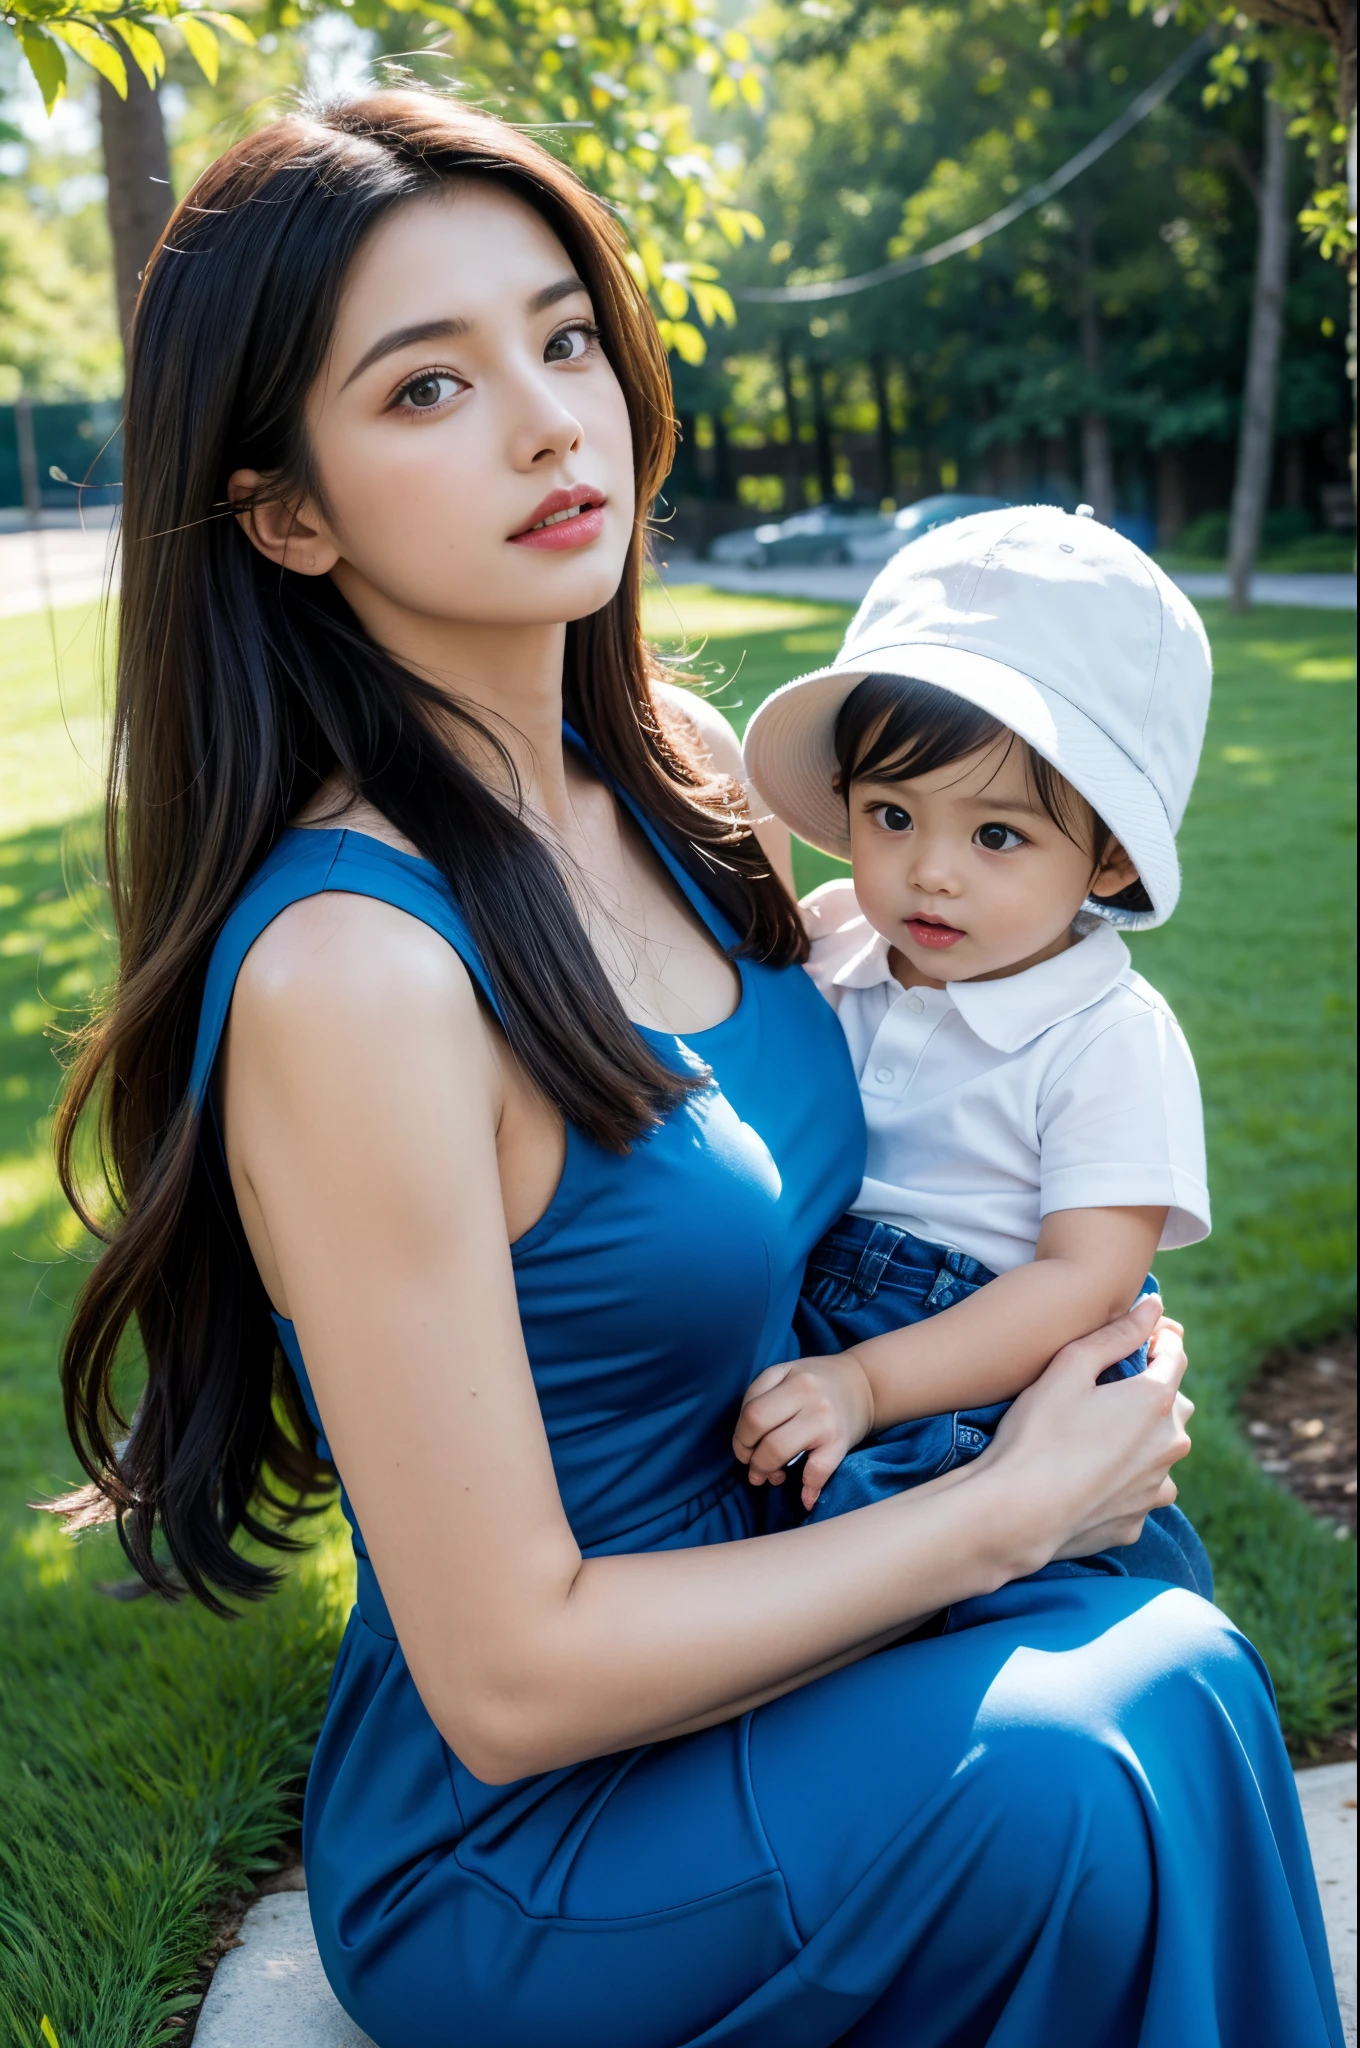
[{"x1": 278, "y1": 183, "x2": 636, "y2": 629}]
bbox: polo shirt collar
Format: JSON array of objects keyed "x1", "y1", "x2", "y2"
[{"x1": 830, "y1": 915, "x2": 1131, "y2": 1052}]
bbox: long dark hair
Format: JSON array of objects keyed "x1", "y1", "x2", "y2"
[{"x1": 50, "y1": 92, "x2": 805, "y2": 1611}]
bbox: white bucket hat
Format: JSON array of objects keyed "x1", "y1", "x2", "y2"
[{"x1": 742, "y1": 504, "x2": 1212, "y2": 929}]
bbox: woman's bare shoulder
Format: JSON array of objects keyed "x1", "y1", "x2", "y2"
[{"x1": 232, "y1": 887, "x2": 484, "y2": 1051}]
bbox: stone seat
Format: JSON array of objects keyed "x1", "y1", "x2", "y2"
[{"x1": 193, "y1": 1763, "x2": 1357, "y2": 2047}]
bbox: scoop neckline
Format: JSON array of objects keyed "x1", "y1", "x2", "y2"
[{"x1": 283, "y1": 823, "x2": 749, "y2": 1048}]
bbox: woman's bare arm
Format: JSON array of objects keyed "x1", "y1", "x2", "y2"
[{"x1": 224, "y1": 895, "x2": 1191, "y2": 1785}]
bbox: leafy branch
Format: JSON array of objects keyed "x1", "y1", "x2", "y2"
[{"x1": 5, "y1": 0, "x2": 255, "y2": 111}]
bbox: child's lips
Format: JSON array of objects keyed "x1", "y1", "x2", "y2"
[{"x1": 905, "y1": 917, "x2": 965, "y2": 949}]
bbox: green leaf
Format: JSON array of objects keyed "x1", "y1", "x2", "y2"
[
  {"x1": 657, "y1": 316, "x2": 706, "y2": 363},
  {"x1": 691, "y1": 280, "x2": 736, "y2": 327},
  {"x1": 178, "y1": 13, "x2": 220, "y2": 82},
  {"x1": 111, "y1": 18, "x2": 167, "y2": 87},
  {"x1": 18, "y1": 25, "x2": 67, "y2": 112},
  {"x1": 49, "y1": 20, "x2": 129, "y2": 97},
  {"x1": 201, "y1": 9, "x2": 257, "y2": 45}
]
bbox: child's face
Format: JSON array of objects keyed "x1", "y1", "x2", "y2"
[{"x1": 845, "y1": 735, "x2": 1137, "y2": 988}]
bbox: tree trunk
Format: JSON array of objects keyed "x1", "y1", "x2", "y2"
[
  {"x1": 1076, "y1": 211, "x2": 1114, "y2": 524},
  {"x1": 778, "y1": 337, "x2": 804, "y2": 511},
  {"x1": 871, "y1": 353, "x2": 896, "y2": 504},
  {"x1": 1156, "y1": 445, "x2": 1187, "y2": 548},
  {"x1": 99, "y1": 68, "x2": 174, "y2": 344},
  {"x1": 810, "y1": 362, "x2": 835, "y2": 503},
  {"x1": 1346, "y1": 44, "x2": 1356, "y2": 510},
  {"x1": 1227, "y1": 87, "x2": 1290, "y2": 612},
  {"x1": 712, "y1": 409, "x2": 734, "y2": 502}
]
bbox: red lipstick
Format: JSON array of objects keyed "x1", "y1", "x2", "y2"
[{"x1": 509, "y1": 484, "x2": 607, "y2": 550}]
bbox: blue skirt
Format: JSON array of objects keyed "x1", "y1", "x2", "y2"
[{"x1": 304, "y1": 1529, "x2": 1342, "y2": 2046}]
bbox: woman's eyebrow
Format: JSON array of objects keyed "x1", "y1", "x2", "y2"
[
  {"x1": 340, "y1": 277, "x2": 590, "y2": 392},
  {"x1": 340, "y1": 318, "x2": 470, "y2": 391},
  {"x1": 528, "y1": 274, "x2": 591, "y2": 313}
]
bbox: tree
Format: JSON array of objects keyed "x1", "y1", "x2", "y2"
[
  {"x1": 1227, "y1": 84, "x2": 1291, "y2": 605},
  {"x1": 725, "y1": 1, "x2": 1284, "y2": 508},
  {"x1": 98, "y1": 63, "x2": 172, "y2": 337},
  {"x1": 3, "y1": 0, "x2": 766, "y2": 360}
]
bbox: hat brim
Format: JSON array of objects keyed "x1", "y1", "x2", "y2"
[{"x1": 743, "y1": 640, "x2": 1179, "y2": 928}]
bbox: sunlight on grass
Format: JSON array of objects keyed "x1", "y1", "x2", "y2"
[
  {"x1": 0, "y1": 1146, "x2": 57, "y2": 1230},
  {"x1": 0, "y1": 606, "x2": 108, "y2": 837},
  {"x1": 641, "y1": 580, "x2": 846, "y2": 643},
  {"x1": 1292, "y1": 655, "x2": 1357, "y2": 683}
]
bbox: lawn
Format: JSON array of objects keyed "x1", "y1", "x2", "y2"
[{"x1": 0, "y1": 587, "x2": 1355, "y2": 2045}]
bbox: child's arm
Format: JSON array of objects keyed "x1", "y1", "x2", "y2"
[{"x1": 734, "y1": 1205, "x2": 1167, "y2": 1508}]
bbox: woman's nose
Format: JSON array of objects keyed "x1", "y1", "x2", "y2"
[{"x1": 507, "y1": 367, "x2": 584, "y2": 471}]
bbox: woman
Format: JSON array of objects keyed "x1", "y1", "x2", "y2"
[{"x1": 56, "y1": 93, "x2": 1340, "y2": 2047}]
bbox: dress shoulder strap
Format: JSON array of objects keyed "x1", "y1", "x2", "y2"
[{"x1": 187, "y1": 827, "x2": 500, "y2": 1109}]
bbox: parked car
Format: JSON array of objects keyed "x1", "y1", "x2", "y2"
[
  {"x1": 707, "y1": 503, "x2": 894, "y2": 568},
  {"x1": 843, "y1": 493, "x2": 1010, "y2": 566}
]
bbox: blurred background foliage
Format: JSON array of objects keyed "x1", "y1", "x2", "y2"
[{"x1": 0, "y1": 0, "x2": 1353, "y2": 555}]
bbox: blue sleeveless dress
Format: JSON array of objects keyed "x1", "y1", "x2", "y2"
[{"x1": 190, "y1": 780, "x2": 1342, "y2": 2048}]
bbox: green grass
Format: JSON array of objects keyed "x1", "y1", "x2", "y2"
[
  {"x1": 0, "y1": 610, "x2": 353, "y2": 2048},
  {"x1": 1155, "y1": 534, "x2": 1356, "y2": 575},
  {"x1": 0, "y1": 590, "x2": 1355, "y2": 2043}
]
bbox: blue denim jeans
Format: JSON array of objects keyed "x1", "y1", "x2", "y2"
[{"x1": 793, "y1": 1214, "x2": 1213, "y2": 1599}]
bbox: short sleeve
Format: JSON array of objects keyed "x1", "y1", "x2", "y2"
[
  {"x1": 801, "y1": 880, "x2": 866, "y2": 1003},
  {"x1": 1036, "y1": 1000, "x2": 1210, "y2": 1249}
]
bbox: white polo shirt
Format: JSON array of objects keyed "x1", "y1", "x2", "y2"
[{"x1": 804, "y1": 881, "x2": 1210, "y2": 1276}]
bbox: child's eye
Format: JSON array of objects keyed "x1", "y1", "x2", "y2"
[
  {"x1": 975, "y1": 822, "x2": 1025, "y2": 852},
  {"x1": 873, "y1": 804, "x2": 913, "y2": 834},
  {"x1": 544, "y1": 321, "x2": 600, "y2": 364},
  {"x1": 394, "y1": 370, "x2": 465, "y2": 414}
]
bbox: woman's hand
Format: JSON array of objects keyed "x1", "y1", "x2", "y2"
[
  {"x1": 733, "y1": 1351, "x2": 875, "y2": 1509},
  {"x1": 980, "y1": 1298, "x2": 1193, "y2": 1571}
]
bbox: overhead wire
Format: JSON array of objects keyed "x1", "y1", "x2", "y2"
[{"x1": 734, "y1": 28, "x2": 1216, "y2": 304}]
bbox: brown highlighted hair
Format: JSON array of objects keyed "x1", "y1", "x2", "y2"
[{"x1": 51, "y1": 92, "x2": 804, "y2": 1611}]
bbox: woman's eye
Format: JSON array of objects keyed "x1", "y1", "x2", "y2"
[
  {"x1": 874, "y1": 804, "x2": 913, "y2": 834},
  {"x1": 544, "y1": 322, "x2": 599, "y2": 364},
  {"x1": 975, "y1": 822, "x2": 1024, "y2": 852},
  {"x1": 396, "y1": 372, "x2": 463, "y2": 412}
]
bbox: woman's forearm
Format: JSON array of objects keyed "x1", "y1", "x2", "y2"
[{"x1": 431, "y1": 1461, "x2": 1029, "y2": 1780}]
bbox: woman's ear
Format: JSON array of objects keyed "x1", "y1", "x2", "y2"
[
  {"x1": 226, "y1": 470, "x2": 340, "y2": 576},
  {"x1": 1090, "y1": 841, "x2": 1142, "y2": 901}
]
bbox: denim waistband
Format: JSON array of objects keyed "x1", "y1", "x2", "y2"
[{"x1": 807, "y1": 1216, "x2": 996, "y2": 1296}]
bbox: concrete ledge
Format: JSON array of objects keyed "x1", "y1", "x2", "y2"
[
  {"x1": 194, "y1": 1765, "x2": 1357, "y2": 2047},
  {"x1": 1297, "y1": 1762, "x2": 1357, "y2": 2045},
  {"x1": 192, "y1": 1892, "x2": 375, "y2": 2048}
]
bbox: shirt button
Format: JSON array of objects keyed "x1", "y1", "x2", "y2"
[
  {"x1": 875, "y1": 1067, "x2": 895, "y2": 1084},
  {"x1": 906, "y1": 993, "x2": 925, "y2": 1013}
]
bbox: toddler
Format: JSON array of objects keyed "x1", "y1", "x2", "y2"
[{"x1": 738, "y1": 504, "x2": 1213, "y2": 1589}]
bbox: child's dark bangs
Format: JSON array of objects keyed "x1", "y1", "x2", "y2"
[{"x1": 834, "y1": 674, "x2": 1006, "y2": 790}]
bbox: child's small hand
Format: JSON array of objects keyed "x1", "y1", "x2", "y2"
[{"x1": 732, "y1": 1351, "x2": 875, "y2": 1510}]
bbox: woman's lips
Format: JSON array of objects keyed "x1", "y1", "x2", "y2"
[
  {"x1": 508, "y1": 490, "x2": 607, "y2": 550},
  {"x1": 905, "y1": 917, "x2": 965, "y2": 949}
]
